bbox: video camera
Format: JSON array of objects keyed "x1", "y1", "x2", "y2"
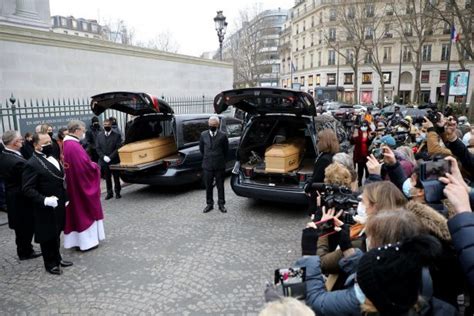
[{"x1": 310, "y1": 183, "x2": 359, "y2": 224}]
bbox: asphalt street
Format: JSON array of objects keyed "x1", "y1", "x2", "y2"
[{"x1": 0, "y1": 179, "x2": 308, "y2": 315}]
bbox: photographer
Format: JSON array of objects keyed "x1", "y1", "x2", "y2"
[
  {"x1": 298, "y1": 214, "x2": 456, "y2": 315},
  {"x1": 309, "y1": 178, "x2": 406, "y2": 276},
  {"x1": 366, "y1": 144, "x2": 407, "y2": 192},
  {"x1": 423, "y1": 117, "x2": 453, "y2": 158},
  {"x1": 332, "y1": 153, "x2": 358, "y2": 191},
  {"x1": 442, "y1": 118, "x2": 474, "y2": 181}
]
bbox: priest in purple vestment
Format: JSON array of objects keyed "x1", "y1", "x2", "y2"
[{"x1": 63, "y1": 120, "x2": 105, "y2": 250}]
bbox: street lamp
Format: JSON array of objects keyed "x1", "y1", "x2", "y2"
[{"x1": 214, "y1": 10, "x2": 228, "y2": 61}]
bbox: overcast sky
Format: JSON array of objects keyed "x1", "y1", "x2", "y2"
[{"x1": 49, "y1": 0, "x2": 294, "y2": 57}]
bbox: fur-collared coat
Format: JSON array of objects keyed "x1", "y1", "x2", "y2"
[{"x1": 406, "y1": 201, "x2": 463, "y2": 307}]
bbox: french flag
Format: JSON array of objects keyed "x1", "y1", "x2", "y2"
[{"x1": 451, "y1": 25, "x2": 460, "y2": 43}]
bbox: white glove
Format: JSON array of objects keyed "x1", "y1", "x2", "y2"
[
  {"x1": 103, "y1": 156, "x2": 111, "y2": 163},
  {"x1": 44, "y1": 196, "x2": 59, "y2": 208}
]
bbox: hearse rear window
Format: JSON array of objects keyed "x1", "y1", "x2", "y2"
[{"x1": 182, "y1": 119, "x2": 209, "y2": 144}]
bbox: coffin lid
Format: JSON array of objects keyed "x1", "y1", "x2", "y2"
[
  {"x1": 90, "y1": 91, "x2": 174, "y2": 116},
  {"x1": 118, "y1": 137, "x2": 175, "y2": 153},
  {"x1": 213, "y1": 88, "x2": 316, "y2": 116}
]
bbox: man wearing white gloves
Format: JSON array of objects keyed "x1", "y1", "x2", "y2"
[
  {"x1": 22, "y1": 132, "x2": 72, "y2": 275},
  {"x1": 96, "y1": 119, "x2": 123, "y2": 200}
]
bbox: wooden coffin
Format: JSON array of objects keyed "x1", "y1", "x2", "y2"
[
  {"x1": 265, "y1": 138, "x2": 305, "y2": 173},
  {"x1": 118, "y1": 137, "x2": 177, "y2": 166}
]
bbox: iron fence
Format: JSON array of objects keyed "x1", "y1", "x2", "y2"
[{"x1": 0, "y1": 94, "x2": 216, "y2": 135}]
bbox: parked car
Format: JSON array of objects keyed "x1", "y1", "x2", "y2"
[
  {"x1": 323, "y1": 101, "x2": 342, "y2": 115},
  {"x1": 352, "y1": 104, "x2": 367, "y2": 115},
  {"x1": 213, "y1": 87, "x2": 317, "y2": 205},
  {"x1": 381, "y1": 104, "x2": 407, "y2": 117},
  {"x1": 90, "y1": 91, "x2": 242, "y2": 186},
  {"x1": 334, "y1": 104, "x2": 355, "y2": 120}
]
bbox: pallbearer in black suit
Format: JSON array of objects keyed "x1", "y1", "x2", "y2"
[
  {"x1": 199, "y1": 116, "x2": 229, "y2": 213},
  {"x1": 22, "y1": 133, "x2": 72, "y2": 275},
  {"x1": 0, "y1": 130, "x2": 41, "y2": 260},
  {"x1": 96, "y1": 118, "x2": 123, "y2": 200}
]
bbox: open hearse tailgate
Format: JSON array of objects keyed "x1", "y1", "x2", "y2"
[
  {"x1": 213, "y1": 88, "x2": 315, "y2": 116},
  {"x1": 90, "y1": 91, "x2": 174, "y2": 116}
]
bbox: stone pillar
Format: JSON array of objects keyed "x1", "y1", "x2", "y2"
[{"x1": 14, "y1": 0, "x2": 40, "y2": 20}]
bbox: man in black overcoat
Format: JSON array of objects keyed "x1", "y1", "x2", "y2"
[
  {"x1": 22, "y1": 132, "x2": 72, "y2": 275},
  {"x1": 199, "y1": 116, "x2": 229, "y2": 213},
  {"x1": 0, "y1": 130, "x2": 41, "y2": 260},
  {"x1": 96, "y1": 118, "x2": 123, "y2": 199},
  {"x1": 85, "y1": 116, "x2": 102, "y2": 162}
]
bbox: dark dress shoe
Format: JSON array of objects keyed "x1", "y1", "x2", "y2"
[
  {"x1": 19, "y1": 250, "x2": 42, "y2": 261},
  {"x1": 115, "y1": 193, "x2": 122, "y2": 199},
  {"x1": 60, "y1": 260, "x2": 73, "y2": 267},
  {"x1": 105, "y1": 194, "x2": 113, "y2": 200},
  {"x1": 219, "y1": 206, "x2": 227, "y2": 213},
  {"x1": 203, "y1": 205, "x2": 213, "y2": 213},
  {"x1": 46, "y1": 266, "x2": 62, "y2": 275}
]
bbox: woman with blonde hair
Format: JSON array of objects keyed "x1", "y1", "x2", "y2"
[
  {"x1": 315, "y1": 181, "x2": 407, "y2": 274},
  {"x1": 298, "y1": 210, "x2": 456, "y2": 315},
  {"x1": 332, "y1": 153, "x2": 358, "y2": 190}
]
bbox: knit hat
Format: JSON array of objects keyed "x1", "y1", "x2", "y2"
[
  {"x1": 380, "y1": 135, "x2": 396, "y2": 148},
  {"x1": 91, "y1": 116, "x2": 99, "y2": 123},
  {"x1": 356, "y1": 235, "x2": 441, "y2": 315},
  {"x1": 301, "y1": 227, "x2": 318, "y2": 256}
]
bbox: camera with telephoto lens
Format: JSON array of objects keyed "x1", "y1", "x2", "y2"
[
  {"x1": 427, "y1": 111, "x2": 441, "y2": 124},
  {"x1": 393, "y1": 131, "x2": 410, "y2": 146},
  {"x1": 310, "y1": 183, "x2": 359, "y2": 224}
]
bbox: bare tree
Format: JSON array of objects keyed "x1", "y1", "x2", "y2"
[
  {"x1": 101, "y1": 18, "x2": 135, "y2": 45},
  {"x1": 390, "y1": 0, "x2": 442, "y2": 104},
  {"x1": 428, "y1": 0, "x2": 473, "y2": 66},
  {"x1": 227, "y1": 4, "x2": 275, "y2": 88},
  {"x1": 138, "y1": 30, "x2": 180, "y2": 53},
  {"x1": 356, "y1": 1, "x2": 394, "y2": 104},
  {"x1": 427, "y1": 0, "x2": 473, "y2": 119},
  {"x1": 326, "y1": 2, "x2": 367, "y2": 103}
]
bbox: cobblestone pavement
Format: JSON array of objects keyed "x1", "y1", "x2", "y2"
[{"x1": 0, "y1": 179, "x2": 308, "y2": 315}]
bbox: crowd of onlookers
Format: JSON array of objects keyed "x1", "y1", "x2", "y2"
[{"x1": 260, "y1": 108, "x2": 474, "y2": 315}]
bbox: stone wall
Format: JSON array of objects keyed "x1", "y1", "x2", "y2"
[{"x1": 0, "y1": 25, "x2": 233, "y2": 102}]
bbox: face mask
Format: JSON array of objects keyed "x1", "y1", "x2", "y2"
[
  {"x1": 80, "y1": 133, "x2": 85, "y2": 140},
  {"x1": 104, "y1": 126, "x2": 112, "y2": 132},
  {"x1": 397, "y1": 127, "x2": 407, "y2": 133},
  {"x1": 357, "y1": 201, "x2": 367, "y2": 217},
  {"x1": 41, "y1": 144, "x2": 53, "y2": 157},
  {"x1": 416, "y1": 133, "x2": 426, "y2": 144},
  {"x1": 209, "y1": 126, "x2": 217, "y2": 132},
  {"x1": 402, "y1": 178, "x2": 412, "y2": 198},
  {"x1": 354, "y1": 283, "x2": 367, "y2": 305},
  {"x1": 360, "y1": 126, "x2": 368, "y2": 132},
  {"x1": 48, "y1": 132, "x2": 54, "y2": 139}
]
